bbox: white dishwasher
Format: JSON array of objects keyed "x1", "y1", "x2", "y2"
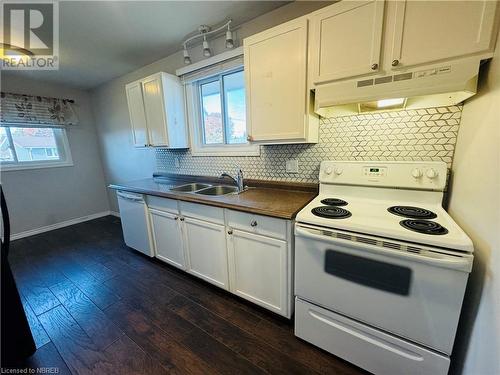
[{"x1": 116, "y1": 190, "x2": 154, "y2": 257}]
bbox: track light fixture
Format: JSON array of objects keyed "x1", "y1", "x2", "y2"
[
  {"x1": 183, "y1": 44, "x2": 191, "y2": 65},
  {"x1": 181, "y1": 19, "x2": 234, "y2": 64},
  {"x1": 202, "y1": 36, "x2": 211, "y2": 57},
  {"x1": 225, "y1": 24, "x2": 234, "y2": 49}
]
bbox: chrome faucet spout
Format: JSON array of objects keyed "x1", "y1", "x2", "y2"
[{"x1": 220, "y1": 169, "x2": 245, "y2": 193}]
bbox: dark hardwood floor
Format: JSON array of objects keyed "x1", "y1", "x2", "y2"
[{"x1": 5, "y1": 216, "x2": 365, "y2": 374}]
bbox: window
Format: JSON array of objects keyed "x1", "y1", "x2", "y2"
[
  {"x1": 186, "y1": 66, "x2": 259, "y2": 156},
  {"x1": 199, "y1": 69, "x2": 247, "y2": 145},
  {"x1": 0, "y1": 126, "x2": 72, "y2": 171}
]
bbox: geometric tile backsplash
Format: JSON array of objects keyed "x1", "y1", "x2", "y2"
[{"x1": 156, "y1": 105, "x2": 462, "y2": 183}]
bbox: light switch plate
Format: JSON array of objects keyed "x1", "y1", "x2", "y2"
[{"x1": 286, "y1": 159, "x2": 299, "y2": 173}]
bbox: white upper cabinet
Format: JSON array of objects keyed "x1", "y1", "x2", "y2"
[
  {"x1": 389, "y1": 0, "x2": 499, "y2": 70},
  {"x1": 125, "y1": 72, "x2": 188, "y2": 148},
  {"x1": 125, "y1": 82, "x2": 148, "y2": 147},
  {"x1": 309, "y1": 0, "x2": 385, "y2": 84},
  {"x1": 244, "y1": 17, "x2": 318, "y2": 144}
]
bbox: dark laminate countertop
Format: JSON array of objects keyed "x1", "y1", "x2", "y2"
[{"x1": 109, "y1": 175, "x2": 317, "y2": 220}]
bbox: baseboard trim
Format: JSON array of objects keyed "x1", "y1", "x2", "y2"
[
  {"x1": 109, "y1": 211, "x2": 120, "y2": 218},
  {"x1": 11, "y1": 211, "x2": 118, "y2": 241}
]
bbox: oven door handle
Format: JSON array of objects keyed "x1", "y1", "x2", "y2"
[{"x1": 295, "y1": 225, "x2": 472, "y2": 272}]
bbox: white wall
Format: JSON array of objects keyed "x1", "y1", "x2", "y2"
[
  {"x1": 448, "y1": 29, "x2": 500, "y2": 375},
  {"x1": 0, "y1": 75, "x2": 110, "y2": 236},
  {"x1": 91, "y1": 1, "x2": 330, "y2": 212}
]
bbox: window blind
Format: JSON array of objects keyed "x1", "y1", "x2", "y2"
[
  {"x1": 180, "y1": 55, "x2": 244, "y2": 84},
  {"x1": 0, "y1": 92, "x2": 78, "y2": 128}
]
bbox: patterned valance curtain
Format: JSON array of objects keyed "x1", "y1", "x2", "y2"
[{"x1": 0, "y1": 92, "x2": 78, "y2": 127}]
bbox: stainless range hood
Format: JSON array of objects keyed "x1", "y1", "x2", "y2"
[{"x1": 314, "y1": 57, "x2": 482, "y2": 117}]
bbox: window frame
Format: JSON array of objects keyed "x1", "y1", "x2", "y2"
[
  {"x1": 186, "y1": 66, "x2": 260, "y2": 157},
  {"x1": 0, "y1": 125, "x2": 73, "y2": 172}
]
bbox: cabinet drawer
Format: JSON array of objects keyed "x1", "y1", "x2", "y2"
[
  {"x1": 146, "y1": 196, "x2": 178, "y2": 213},
  {"x1": 179, "y1": 201, "x2": 224, "y2": 224},
  {"x1": 226, "y1": 210, "x2": 288, "y2": 240},
  {"x1": 295, "y1": 298, "x2": 450, "y2": 375}
]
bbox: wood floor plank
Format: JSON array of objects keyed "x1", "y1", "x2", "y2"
[
  {"x1": 38, "y1": 305, "x2": 115, "y2": 374},
  {"x1": 50, "y1": 279, "x2": 124, "y2": 350},
  {"x1": 21, "y1": 284, "x2": 61, "y2": 316},
  {"x1": 10, "y1": 216, "x2": 364, "y2": 375},
  {"x1": 104, "y1": 277, "x2": 264, "y2": 375},
  {"x1": 13, "y1": 342, "x2": 72, "y2": 375},
  {"x1": 20, "y1": 295, "x2": 51, "y2": 349},
  {"x1": 105, "y1": 301, "x2": 219, "y2": 375},
  {"x1": 104, "y1": 335, "x2": 168, "y2": 375},
  {"x1": 167, "y1": 294, "x2": 316, "y2": 374},
  {"x1": 55, "y1": 254, "x2": 121, "y2": 310}
]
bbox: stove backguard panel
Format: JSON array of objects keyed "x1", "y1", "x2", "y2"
[{"x1": 156, "y1": 105, "x2": 462, "y2": 183}]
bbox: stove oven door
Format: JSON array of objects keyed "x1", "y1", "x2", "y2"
[{"x1": 294, "y1": 224, "x2": 472, "y2": 355}]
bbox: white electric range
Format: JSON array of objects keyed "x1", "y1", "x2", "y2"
[{"x1": 294, "y1": 161, "x2": 473, "y2": 375}]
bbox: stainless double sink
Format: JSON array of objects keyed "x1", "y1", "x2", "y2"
[{"x1": 169, "y1": 183, "x2": 239, "y2": 196}]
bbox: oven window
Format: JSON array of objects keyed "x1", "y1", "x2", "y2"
[{"x1": 324, "y1": 250, "x2": 412, "y2": 295}]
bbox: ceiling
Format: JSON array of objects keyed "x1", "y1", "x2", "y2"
[{"x1": 2, "y1": 1, "x2": 288, "y2": 90}]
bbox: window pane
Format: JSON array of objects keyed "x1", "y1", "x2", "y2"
[
  {"x1": 10, "y1": 127, "x2": 61, "y2": 162},
  {"x1": 201, "y1": 80, "x2": 223, "y2": 144},
  {"x1": 0, "y1": 127, "x2": 14, "y2": 161},
  {"x1": 223, "y1": 71, "x2": 247, "y2": 144}
]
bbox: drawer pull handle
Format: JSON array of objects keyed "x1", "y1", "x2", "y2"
[
  {"x1": 251, "y1": 220, "x2": 258, "y2": 227},
  {"x1": 227, "y1": 229, "x2": 233, "y2": 235},
  {"x1": 392, "y1": 59, "x2": 399, "y2": 66},
  {"x1": 180, "y1": 217, "x2": 185, "y2": 221},
  {"x1": 174, "y1": 216, "x2": 178, "y2": 220},
  {"x1": 371, "y1": 63, "x2": 378, "y2": 70}
]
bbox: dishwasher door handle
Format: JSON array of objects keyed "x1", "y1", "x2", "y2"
[{"x1": 117, "y1": 191, "x2": 144, "y2": 202}]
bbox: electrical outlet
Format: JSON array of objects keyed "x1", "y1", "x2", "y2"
[
  {"x1": 286, "y1": 159, "x2": 299, "y2": 173},
  {"x1": 174, "y1": 158, "x2": 180, "y2": 168}
]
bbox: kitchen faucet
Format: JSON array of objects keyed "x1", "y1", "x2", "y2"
[{"x1": 220, "y1": 168, "x2": 245, "y2": 193}]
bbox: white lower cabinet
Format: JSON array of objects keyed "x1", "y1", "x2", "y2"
[
  {"x1": 183, "y1": 216, "x2": 229, "y2": 290},
  {"x1": 149, "y1": 208, "x2": 185, "y2": 270},
  {"x1": 145, "y1": 197, "x2": 292, "y2": 317},
  {"x1": 227, "y1": 229, "x2": 290, "y2": 317}
]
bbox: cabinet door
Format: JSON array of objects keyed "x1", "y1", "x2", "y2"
[
  {"x1": 125, "y1": 82, "x2": 149, "y2": 147},
  {"x1": 309, "y1": 0, "x2": 385, "y2": 84},
  {"x1": 390, "y1": 0, "x2": 499, "y2": 69},
  {"x1": 142, "y1": 76, "x2": 169, "y2": 147},
  {"x1": 244, "y1": 18, "x2": 308, "y2": 141},
  {"x1": 183, "y1": 217, "x2": 229, "y2": 289},
  {"x1": 227, "y1": 230, "x2": 288, "y2": 316},
  {"x1": 149, "y1": 209, "x2": 185, "y2": 270}
]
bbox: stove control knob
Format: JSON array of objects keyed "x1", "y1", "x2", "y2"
[
  {"x1": 324, "y1": 167, "x2": 333, "y2": 175},
  {"x1": 334, "y1": 167, "x2": 343, "y2": 175},
  {"x1": 426, "y1": 168, "x2": 438, "y2": 179},
  {"x1": 412, "y1": 168, "x2": 423, "y2": 178}
]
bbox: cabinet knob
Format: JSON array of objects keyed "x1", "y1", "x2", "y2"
[
  {"x1": 227, "y1": 229, "x2": 233, "y2": 235},
  {"x1": 247, "y1": 135, "x2": 253, "y2": 142},
  {"x1": 250, "y1": 220, "x2": 258, "y2": 227},
  {"x1": 371, "y1": 63, "x2": 378, "y2": 70},
  {"x1": 392, "y1": 59, "x2": 399, "y2": 67},
  {"x1": 180, "y1": 217, "x2": 185, "y2": 221},
  {"x1": 174, "y1": 216, "x2": 178, "y2": 220}
]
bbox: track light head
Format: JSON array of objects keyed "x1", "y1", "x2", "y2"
[
  {"x1": 183, "y1": 45, "x2": 191, "y2": 64},
  {"x1": 202, "y1": 37, "x2": 211, "y2": 57},
  {"x1": 225, "y1": 29, "x2": 234, "y2": 49}
]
